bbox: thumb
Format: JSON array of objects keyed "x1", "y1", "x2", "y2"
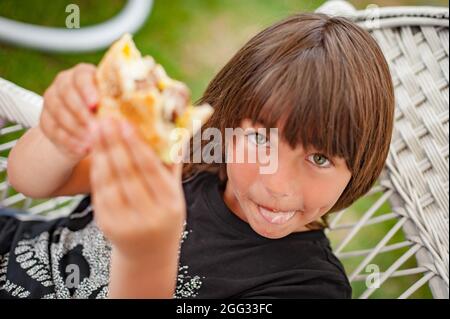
[{"x1": 168, "y1": 160, "x2": 183, "y2": 179}]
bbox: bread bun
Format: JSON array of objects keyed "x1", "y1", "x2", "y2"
[{"x1": 96, "y1": 34, "x2": 213, "y2": 163}]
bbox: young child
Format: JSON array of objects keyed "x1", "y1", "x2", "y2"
[{"x1": 1, "y1": 12, "x2": 394, "y2": 299}]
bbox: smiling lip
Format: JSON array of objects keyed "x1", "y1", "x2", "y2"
[{"x1": 257, "y1": 204, "x2": 298, "y2": 225}]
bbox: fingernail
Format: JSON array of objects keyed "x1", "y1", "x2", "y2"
[
  {"x1": 88, "y1": 102, "x2": 98, "y2": 112},
  {"x1": 87, "y1": 92, "x2": 98, "y2": 108}
]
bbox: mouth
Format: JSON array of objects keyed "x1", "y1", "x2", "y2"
[{"x1": 256, "y1": 204, "x2": 298, "y2": 225}]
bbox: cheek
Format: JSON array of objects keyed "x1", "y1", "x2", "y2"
[
  {"x1": 226, "y1": 137, "x2": 260, "y2": 194},
  {"x1": 226, "y1": 161, "x2": 258, "y2": 194},
  {"x1": 302, "y1": 174, "x2": 351, "y2": 214}
]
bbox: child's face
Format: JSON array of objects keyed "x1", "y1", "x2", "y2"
[{"x1": 223, "y1": 119, "x2": 351, "y2": 239}]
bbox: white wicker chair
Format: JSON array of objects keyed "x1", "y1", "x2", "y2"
[
  {"x1": 316, "y1": 0, "x2": 449, "y2": 299},
  {"x1": 0, "y1": 0, "x2": 448, "y2": 299},
  {"x1": 0, "y1": 78, "x2": 84, "y2": 219}
]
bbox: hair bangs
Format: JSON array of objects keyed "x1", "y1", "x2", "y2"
[{"x1": 236, "y1": 46, "x2": 357, "y2": 168}]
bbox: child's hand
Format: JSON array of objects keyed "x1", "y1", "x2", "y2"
[
  {"x1": 40, "y1": 63, "x2": 98, "y2": 162},
  {"x1": 90, "y1": 117, "x2": 186, "y2": 263}
]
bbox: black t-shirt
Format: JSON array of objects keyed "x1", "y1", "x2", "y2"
[{"x1": 0, "y1": 171, "x2": 351, "y2": 299}]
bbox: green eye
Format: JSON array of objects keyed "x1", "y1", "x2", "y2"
[
  {"x1": 308, "y1": 154, "x2": 331, "y2": 167},
  {"x1": 248, "y1": 132, "x2": 269, "y2": 146}
]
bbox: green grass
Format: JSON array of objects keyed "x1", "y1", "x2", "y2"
[
  {"x1": 0, "y1": 0, "x2": 325, "y2": 99},
  {"x1": 1, "y1": 0, "x2": 447, "y2": 299}
]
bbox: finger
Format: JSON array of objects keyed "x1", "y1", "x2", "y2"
[
  {"x1": 40, "y1": 109, "x2": 87, "y2": 156},
  {"x1": 167, "y1": 161, "x2": 183, "y2": 180},
  {"x1": 55, "y1": 127, "x2": 89, "y2": 156},
  {"x1": 42, "y1": 86, "x2": 61, "y2": 119},
  {"x1": 102, "y1": 120, "x2": 186, "y2": 232},
  {"x1": 73, "y1": 63, "x2": 99, "y2": 110},
  {"x1": 91, "y1": 157, "x2": 121, "y2": 238},
  {"x1": 61, "y1": 86, "x2": 94, "y2": 129},
  {"x1": 39, "y1": 107, "x2": 57, "y2": 136},
  {"x1": 90, "y1": 121, "x2": 117, "y2": 189},
  {"x1": 51, "y1": 93, "x2": 89, "y2": 144},
  {"x1": 119, "y1": 120, "x2": 176, "y2": 197},
  {"x1": 97, "y1": 118, "x2": 154, "y2": 215},
  {"x1": 56, "y1": 72, "x2": 93, "y2": 128},
  {"x1": 90, "y1": 135, "x2": 130, "y2": 229}
]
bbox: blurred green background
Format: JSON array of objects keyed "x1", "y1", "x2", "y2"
[{"x1": 0, "y1": 0, "x2": 448, "y2": 299}]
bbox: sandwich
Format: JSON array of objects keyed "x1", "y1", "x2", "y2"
[{"x1": 96, "y1": 33, "x2": 213, "y2": 163}]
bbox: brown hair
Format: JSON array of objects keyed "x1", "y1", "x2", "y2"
[{"x1": 183, "y1": 12, "x2": 395, "y2": 226}]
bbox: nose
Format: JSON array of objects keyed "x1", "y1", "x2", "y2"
[
  {"x1": 260, "y1": 157, "x2": 301, "y2": 199},
  {"x1": 265, "y1": 187, "x2": 291, "y2": 198}
]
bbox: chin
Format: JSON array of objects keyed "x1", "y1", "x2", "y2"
[{"x1": 252, "y1": 226, "x2": 293, "y2": 239}]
